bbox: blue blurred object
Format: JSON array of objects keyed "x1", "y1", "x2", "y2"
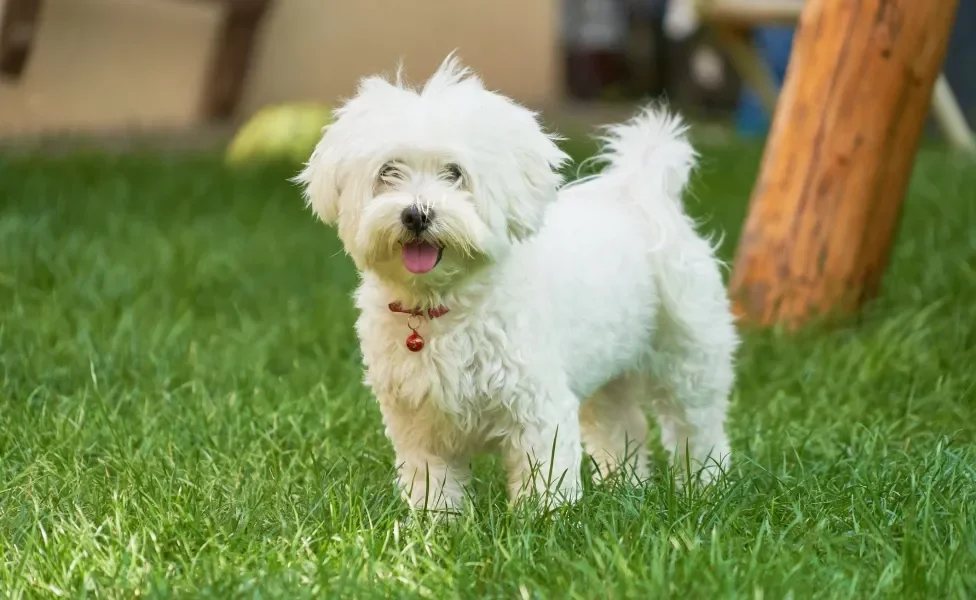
[
  {"x1": 735, "y1": 25, "x2": 795, "y2": 137},
  {"x1": 944, "y1": 0, "x2": 976, "y2": 128}
]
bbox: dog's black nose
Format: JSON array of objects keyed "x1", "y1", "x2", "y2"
[{"x1": 401, "y1": 205, "x2": 434, "y2": 235}]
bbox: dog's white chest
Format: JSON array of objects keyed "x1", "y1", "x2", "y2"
[
  {"x1": 361, "y1": 318, "x2": 484, "y2": 402},
  {"x1": 357, "y1": 311, "x2": 529, "y2": 445}
]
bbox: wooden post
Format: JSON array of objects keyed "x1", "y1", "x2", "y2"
[
  {"x1": 727, "y1": 0, "x2": 960, "y2": 329},
  {"x1": 0, "y1": 0, "x2": 44, "y2": 80},
  {"x1": 712, "y1": 26, "x2": 781, "y2": 117},
  {"x1": 199, "y1": 0, "x2": 271, "y2": 120}
]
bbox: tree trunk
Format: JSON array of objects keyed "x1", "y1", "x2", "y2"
[{"x1": 727, "y1": 0, "x2": 960, "y2": 329}]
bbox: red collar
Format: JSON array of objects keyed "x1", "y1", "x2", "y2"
[{"x1": 388, "y1": 302, "x2": 450, "y2": 319}]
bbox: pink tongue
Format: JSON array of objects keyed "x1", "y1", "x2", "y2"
[{"x1": 402, "y1": 242, "x2": 440, "y2": 274}]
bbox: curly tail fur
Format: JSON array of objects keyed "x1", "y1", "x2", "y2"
[
  {"x1": 579, "y1": 106, "x2": 729, "y2": 343},
  {"x1": 595, "y1": 105, "x2": 697, "y2": 205}
]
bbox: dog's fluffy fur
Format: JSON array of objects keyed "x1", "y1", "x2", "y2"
[{"x1": 296, "y1": 55, "x2": 739, "y2": 513}]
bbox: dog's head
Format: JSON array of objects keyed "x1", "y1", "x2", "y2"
[{"x1": 295, "y1": 55, "x2": 568, "y2": 291}]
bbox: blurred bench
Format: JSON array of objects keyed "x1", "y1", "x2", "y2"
[
  {"x1": 0, "y1": 0, "x2": 273, "y2": 120},
  {"x1": 696, "y1": 0, "x2": 976, "y2": 153}
]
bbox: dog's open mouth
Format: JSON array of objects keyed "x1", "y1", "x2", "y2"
[{"x1": 402, "y1": 241, "x2": 443, "y2": 274}]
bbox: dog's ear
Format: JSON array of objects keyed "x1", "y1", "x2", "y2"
[
  {"x1": 491, "y1": 126, "x2": 569, "y2": 243},
  {"x1": 293, "y1": 132, "x2": 342, "y2": 225},
  {"x1": 467, "y1": 122, "x2": 568, "y2": 244},
  {"x1": 510, "y1": 136, "x2": 567, "y2": 242}
]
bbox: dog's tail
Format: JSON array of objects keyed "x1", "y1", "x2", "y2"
[
  {"x1": 577, "y1": 105, "x2": 731, "y2": 342},
  {"x1": 580, "y1": 104, "x2": 697, "y2": 215},
  {"x1": 566, "y1": 104, "x2": 712, "y2": 254}
]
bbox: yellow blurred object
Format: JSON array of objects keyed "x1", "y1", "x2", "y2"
[{"x1": 225, "y1": 103, "x2": 333, "y2": 165}]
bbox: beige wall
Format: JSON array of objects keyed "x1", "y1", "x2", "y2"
[{"x1": 0, "y1": 0, "x2": 561, "y2": 137}]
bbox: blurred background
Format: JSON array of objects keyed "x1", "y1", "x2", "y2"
[{"x1": 2, "y1": 0, "x2": 974, "y2": 146}]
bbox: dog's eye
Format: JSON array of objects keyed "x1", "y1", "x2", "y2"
[
  {"x1": 378, "y1": 162, "x2": 403, "y2": 181},
  {"x1": 442, "y1": 163, "x2": 463, "y2": 184}
]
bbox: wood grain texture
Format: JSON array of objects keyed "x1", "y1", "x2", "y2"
[{"x1": 728, "y1": 0, "x2": 960, "y2": 329}]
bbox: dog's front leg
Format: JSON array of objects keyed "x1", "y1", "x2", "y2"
[
  {"x1": 381, "y1": 404, "x2": 470, "y2": 515},
  {"x1": 502, "y1": 393, "x2": 583, "y2": 510},
  {"x1": 394, "y1": 447, "x2": 470, "y2": 516}
]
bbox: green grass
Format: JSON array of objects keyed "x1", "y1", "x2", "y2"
[{"x1": 1, "y1": 139, "x2": 975, "y2": 599}]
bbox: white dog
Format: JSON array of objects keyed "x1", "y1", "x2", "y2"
[{"x1": 296, "y1": 55, "x2": 739, "y2": 514}]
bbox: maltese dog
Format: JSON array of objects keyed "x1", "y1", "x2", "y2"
[{"x1": 296, "y1": 55, "x2": 739, "y2": 514}]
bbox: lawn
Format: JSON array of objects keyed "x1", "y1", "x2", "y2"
[{"x1": 1, "y1": 137, "x2": 975, "y2": 599}]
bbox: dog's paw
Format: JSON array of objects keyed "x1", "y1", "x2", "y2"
[{"x1": 397, "y1": 507, "x2": 463, "y2": 531}]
